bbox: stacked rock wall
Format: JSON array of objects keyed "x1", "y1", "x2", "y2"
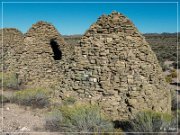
[
  {"x1": 69, "y1": 12, "x2": 171, "y2": 119},
  {"x1": 1, "y1": 22, "x2": 74, "y2": 87},
  {"x1": 1, "y1": 12, "x2": 171, "y2": 120},
  {"x1": 18, "y1": 21, "x2": 72, "y2": 86},
  {"x1": 0, "y1": 28, "x2": 23, "y2": 73}
]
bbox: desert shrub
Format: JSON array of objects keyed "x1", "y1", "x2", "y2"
[
  {"x1": 171, "y1": 90, "x2": 179, "y2": 110},
  {"x1": 170, "y1": 69, "x2": 177, "y2": 78},
  {"x1": 173, "y1": 109, "x2": 180, "y2": 127},
  {"x1": 127, "y1": 110, "x2": 175, "y2": 134},
  {"x1": 172, "y1": 61, "x2": 180, "y2": 69},
  {"x1": 165, "y1": 75, "x2": 172, "y2": 83},
  {"x1": 161, "y1": 63, "x2": 169, "y2": 71},
  {"x1": 0, "y1": 94, "x2": 9, "y2": 104},
  {"x1": 0, "y1": 72, "x2": 19, "y2": 90},
  {"x1": 165, "y1": 69, "x2": 177, "y2": 83},
  {"x1": 178, "y1": 110, "x2": 180, "y2": 126},
  {"x1": 169, "y1": 109, "x2": 180, "y2": 133},
  {"x1": 45, "y1": 109, "x2": 63, "y2": 131},
  {"x1": 45, "y1": 104, "x2": 114, "y2": 133},
  {"x1": 11, "y1": 88, "x2": 50, "y2": 108},
  {"x1": 63, "y1": 96, "x2": 77, "y2": 105}
]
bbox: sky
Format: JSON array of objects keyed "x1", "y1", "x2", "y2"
[{"x1": 0, "y1": 0, "x2": 179, "y2": 35}]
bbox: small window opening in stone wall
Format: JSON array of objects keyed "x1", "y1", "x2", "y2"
[{"x1": 50, "y1": 39, "x2": 62, "y2": 60}]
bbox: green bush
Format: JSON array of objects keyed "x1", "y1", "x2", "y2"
[
  {"x1": 128, "y1": 110, "x2": 176, "y2": 134},
  {"x1": 0, "y1": 94, "x2": 9, "y2": 104},
  {"x1": 178, "y1": 110, "x2": 180, "y2": 127},
  {"x1": 11, "y1": 88, "x2": 50, "y2": 108},
  {"x1": 165, "y1": 70, "x2": 177, "y2": 83},
  {"x1": 161, "y1": 63, "x2": 169, "y2": 71},
  {"x1": 171, "y1": 90, "x2": 179, "y2": 110},
  {"x1": 0, "y1": 72, "x2": 19, "y2": 90},
  {"x1": 170, "y1": 69, "x2": 177, "y2": 78},
  {"x1": 63, "y1": 96, "x2": 77, "y2": 105},
  {"x1": 173, "y1": 109, "x2": 180, "y2": 127},
  {"x1": 172, "y1": 61, "x2": 180, "y2": 69},
  {"x1": 45, "y1": 104, "x2": 114, "y2": 133},
  {"x1": 165, "y1": 75, "x2": 172, "y2": 83},
  {"x1": 45, "y1": 109, "x2": 63, "y2": 131}
]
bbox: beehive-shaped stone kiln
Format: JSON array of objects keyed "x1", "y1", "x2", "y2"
[{"x1": 1, "y1": 12, "x2": 171, "y2": 120}]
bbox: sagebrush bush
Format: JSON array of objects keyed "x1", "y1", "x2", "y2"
[
  {"x1": 62, "y1": 96, "x2": 77, "y2": 105},
  {"x1": 0, "y1": 72, "x2": 19, "y2": 90},
  {"x1": 11, "y1": 88, "x2": 50, "y2": 108},
  {"x1": 170, "y1": 69, "x2": 177, "y2": 78},
  {"x1": 127, "y1": 110, "x2": 176, "y2": 134},
  {"x1": 173, "y1": 110, "x2": 180, "y2": 127},
  {"x1": 178, "y1": 110, "x2": 180, "y2": 127},
  {"x1": 165, "y1": 70, "x2": 177, "y2": 84},
  {"x1": 45, "y1": 104, "x2": 114, "y2": 133},
  {"x1": 171, "y1": 90, "x2": 179, "y2": 110},
  {"x1": 45, "y1": 109, "x2": 63, "y2": 131},
  {"x1": 172, "y1": 61, "x2": 180, "y2": 69},
  {"x1": 165, "y1": 75, "x2": 172, "y2": 83},
  {"x1": 161, "y1": 63, "x2": 169, "y2": 71},
  {"x1": 0, "y1": 94, "x2": 9, "y2": 104}
]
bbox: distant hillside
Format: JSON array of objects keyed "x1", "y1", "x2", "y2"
[
  {"x1": 144, "y1": 33, "x2": 179, "y2": 69},
  {"x1": 144, "y1": 32, "x2": 179, "y2": 36}
]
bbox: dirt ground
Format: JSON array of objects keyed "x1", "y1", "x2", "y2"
[
  {"x1": 0, "y1": 102, "x2": 63, "y2": 135},
  {"x1": 1, "y1": 103, "x2": 46, "y2": 132}
]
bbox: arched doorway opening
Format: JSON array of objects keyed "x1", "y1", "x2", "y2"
[{"x1": 50, "y1": 39, "x2": 62, "y2": 60}]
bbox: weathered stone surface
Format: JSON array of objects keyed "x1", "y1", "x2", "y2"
[
  {"x1": 0, "y1": 28, "x2": 23, "y2": 72},
  {"x1": 1, "y1": 12, "x2": 171, "y2": 120}
]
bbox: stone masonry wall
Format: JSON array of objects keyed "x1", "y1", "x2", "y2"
[
  {"x1": 0, "y1": 28, "x2": 23, "y2": 72},
  {"x1": 69, "y1": 12, "x2": 171, "y2": 119},
  {"x1": 1, "y1": 12, "x2": 171, "y2": 120},
  {"x1": 19, "y1": 21, "x2": 73, "y2": 86}
]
